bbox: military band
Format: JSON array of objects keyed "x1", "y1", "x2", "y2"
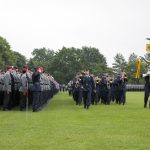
[{"x1": 69, "y1": 70, "x2": 128, "y2": 109}]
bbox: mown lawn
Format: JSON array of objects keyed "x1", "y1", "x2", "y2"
[{"x1": 0, "y1": 92, "x2": 150, "y2": 150}]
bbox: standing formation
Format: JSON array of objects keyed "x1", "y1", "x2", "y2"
[
  {"x1": 0, "y1": 66, "x2": 59, "y2": 112},
  {"x1": 68, "y1": 70, "x2": 128, "y2": 109}
]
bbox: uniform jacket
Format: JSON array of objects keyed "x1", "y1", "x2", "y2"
[
  {"x1": 81, "y1": 75, "x2": 95, "y2": 91},
  {"x1": 32, "y1": 72, "x2": 42, "y2": 92},
  {"x1": 19, "y1": 73, "x2": 28, "y2": 93},
  {"x1": 2, "y1": 71, "x2": 12, "y2": 92},
  {"x1": 0, "y1": 74, "x2": 4, "y2": 91}
]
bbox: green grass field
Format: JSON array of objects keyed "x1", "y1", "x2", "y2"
[{"x1": 0, "y1": 92, "x2": 150, "y2": 150}]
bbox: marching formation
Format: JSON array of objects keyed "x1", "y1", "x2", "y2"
[
  {"x1": 0, "y1": 66, "x2": 59, "y2": 112},
  {"x1": 68, "y1": 70, "x2": 128, "y2": 109}
]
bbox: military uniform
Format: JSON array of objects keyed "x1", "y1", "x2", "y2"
[
  {"x1": 72, "y1": 79, "x2": 79, "y2": 104},
  {"x1": 32, "y1": 71, "x2": 42, "y2": 112},
  {"x1": 99, "y1": 77, "x2": 109, "y2": 104},
  {"x1": 78, "y1": 77, "x2": 83, "y2": 105},
  {"x1": 26, "y1": 72, "x2": 33, "y2": 105},
  {"x1": 120, "y1": 75, "x2": 127, "y2": 105},
  {"x1": 94, "y1": 79, "x2": 100, "y2": 104},
  {"x1": 143, "y1": 74, "x2": 150, "y2": 108},
  {"x1": 0, "y1": 73, "x2": 4, "y2": 107},
  {"x1": 114, "y1": 76, "x2": 122, "y2": 104},
  {"x1": 109, "y1": 79, "x2": 116, "y2": 102},
  {"x1": 19, "y1": 72, "x2": 28, "y2": 110},
  {"x1": 81, "y1": 74, "x2": 95, "y2": 109},
  {"x1": 2, "y1": 70, "x2": 13, "y2": 110},
  {"x1": 12, "y1": 70, "x2": 21, "y2": 106}
]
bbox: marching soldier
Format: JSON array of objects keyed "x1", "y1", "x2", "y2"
[
  {"x1": 143, "y1": 68, "x2": 150, "y2": 108},
  {"x1": 72, "y1": 76, "x2": 80, "y2": 105},
  {"x1": 93, "y1": 76, "x2": 100, "y2": 105},
  {"x1": 81, "y1": 70, "x2": 95, "y2": 109},
  {"x1": 78, "y1": 73, "x2": 83, "y2": 105},
  {"x1": 91, "y1": 74, "x2": 96, "y2": 105},
  {"x1": 108, "y1": 77, "x2": 115, "y2": 102},
  {"x1": 73, "y1": 72, "x2": 83, "y2": 105},
  {"x1": 120, "y1": 72, "x2": 128, "y2": 105},
  {"x1": 99, "y1": 75, "x2": 109, "y2": 104}
]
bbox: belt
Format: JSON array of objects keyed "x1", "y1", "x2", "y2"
[{"x1": 15, "y1": 82, "x2": 20, "y2": 83}]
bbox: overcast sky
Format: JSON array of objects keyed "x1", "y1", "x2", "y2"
[{"x1": 0, "y1": 0, "x2": 150, "y2": 66}]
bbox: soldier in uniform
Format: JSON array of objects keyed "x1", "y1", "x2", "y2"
[
  {"x1": 42, "y1": 72, "x2": 50, "y2": 106},
  {"x1": 72, "y1": 76, "x2": 80, "y2": 105},
  {"x1": 32, "y1": 66, "x2": 43, "y2": 112},
  {"x1": 81, "y1": 70, "x2": 95, "y2": 109},
  {"x1": 99, "y1": 75, "x2": 109, "y2": 104},
  {"x1": 2, "y1": 66, "x2": 14, "y2": 111},
  {"x1": 47, "y1": 74, "x2": 52, "y2": 101},
  {"x1": 113, "y1": 73, "x2": 127, "y2": 105},
  {"x1": 19, "y1": 66, "x2": 29, "y2": 111},
  {"x1": 108, "y1": 77, "x2": 115, "y2": 103},
  {"x1": 26, "y1": 69, "x2": 33, "y2": 105},
  {"x1": 0, "y1": 70, "x2": 5, "y2": 107},
  {"x1": 120, "y1": 72, "x2": 128, "y2": 105},
  {"x1": 12, "y1": 67, "x2": 21, "y2": 107},
  {"x1": 93, "y1": 76, "x2": 100, "y2": 105},
  {"x1": 73, "y1": 72, "x2": 83, "y2": 105},
  {"x1": 114, "y1": 75, "x2": 122, "y2": 104},
  {"x1": 78, "y1": 73, "x2": 83, "y2": 105},
  {"x1": 91, "y1": 74, "x2": 96, "y2": 105},
  {"x1": 143, "y1": 68, "x2": 150, "y2": 108},
  {"x1": 106, "y1": 75, "x2": 111, "y2": 105},
  {"x1": 39, "y1": 68, "x2": 45, "y2": 107}
]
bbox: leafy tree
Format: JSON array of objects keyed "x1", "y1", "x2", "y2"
[
  {"x1": 0, "y1": 36, "x2": 27, "y2": 70},
  {"x1": 50, "y1": 47, "x2": 81, "y2": 83},
  {"x1": 13, "y1": 51, "x2": 26, "y2": 69},
  {"x1": 80, "y1": 46, "x2": 107, "y2": 71},
  {"x1": 0, "y1": 36, "x2": 11, "y2": 69},
  {"x1": 28, "y1": 47, "x2": 54, "y2": 71},
  {"x1": 49, "y1": 46, "x2": 108, "y2": 83},
  {"x1": 31, "y1": 47, "x2": 54, "y2": 62},
  {"x1": 128, "y1": 53, "x2": 138, "y2": 62},
  {"x1": 112, "y1": 53, "x2": 127, "y2": 74},
  {"x1": 126, "y1": 53, "x2": 138, "y2": 83},
  {"x1": 126, "y1": 53, "x2": 146, "y2": 84}
]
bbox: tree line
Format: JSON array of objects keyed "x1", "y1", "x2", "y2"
[{"x1": 0, "y1": 36, "x2": 148, "y2": 84}]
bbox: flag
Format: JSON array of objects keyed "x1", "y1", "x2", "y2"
[
  {"x1": 136, "y1": 58, "x2": 141, "y2": 79},
  {"x1": 146, "y1": 44, "x2": 150, "y2": 52}
]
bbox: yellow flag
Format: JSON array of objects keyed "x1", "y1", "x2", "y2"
[
  {"x1": 146, "y1": 44, "x2": 150, "y2": 52},
  {"x1": 136, "y1": 59, "x2": 141, "y2": 79}
]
